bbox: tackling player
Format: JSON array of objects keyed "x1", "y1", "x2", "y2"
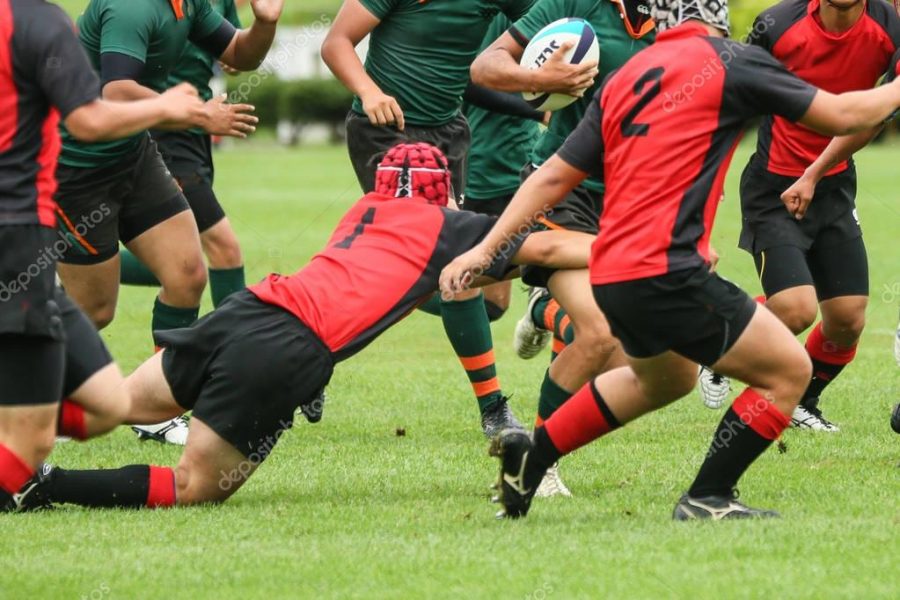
[
  {"x1": 698, "y1": 0, "x2": 900, "y2": 431},
  {"x1": 468, "y1": 0, "x2": 655, "y2": 494},
  {"x1": 54, "y1": 0, "x2": 282, "y2": 341},
  {"x1": 15, "y1": 144, "x2": 594, "y2": 511},
  {"x1": 441, "y1": 0, "x2": 900, "y2": 520},
  {"x1": 323, "y1": 0, "x2": 559, "y2": 438},
  {"x1": 0, "y1": 0, "x2": 207, "y2": 511}
]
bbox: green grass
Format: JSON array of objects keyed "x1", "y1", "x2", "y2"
[{"x1": 2, "y1": 139, "x2": 899, "y2": 599}]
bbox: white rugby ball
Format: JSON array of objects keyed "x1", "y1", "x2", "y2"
[{"x1": 520, "y1": 18, "x2": 599, "y2": 112}]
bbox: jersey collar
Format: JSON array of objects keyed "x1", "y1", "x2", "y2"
[
  {"x1": 656, "y1": 22, "x2": 712, "y2": 42},
  {"x1": 170, "y1": 0, "x2": 185, "y2": 20}
]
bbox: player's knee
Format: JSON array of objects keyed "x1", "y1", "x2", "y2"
[
  {"x1": 202, "y1": 228, "x2": 243, "y2": 269},
  {"x1": 483, "y1": 299, "x2": 507, "y2": 323},
  {"x1": 174, "y1": 462, "x2": 229, "y2": 507},
  {"x1": 161, "y1": 258, "x2": 207, "y2": 303},
  {"x1": 776, "y1": 301, "x2": 817, "y2": 334},
  {"x1": 825, "y1": 311, "x2": 866, "y2": 344},
  {"x1": 86, "y1": 301, "x2": 116, "y2": 330},
  {"x1": 573, "y1": 322, "x2": 618, "y2": 361},
  {"x1": 773, "y1": 348, "x2": 813, "y2": 406},
  {"x1": 89, "y1": 388, "x2": 131, "y2": 437}
]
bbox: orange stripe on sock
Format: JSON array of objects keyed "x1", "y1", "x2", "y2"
[
  {"x1": 534, "y1": 415, "x2": 544, "y2": 428},
  {"x1": 552, "y1": 338, "x2": 567, "y2": 355},
  {"x1": 557, "y1": 314, "x2": 571, "y2": 338},
  {"x1": 460, "y1": 350, "x2": 495, "y2": 372},
  {"x1": 472, "y1": 377, "x2": 501, "y2": 398},
  {"x1": 543, "y1": 299, "x2": 560, "y2": 332}
]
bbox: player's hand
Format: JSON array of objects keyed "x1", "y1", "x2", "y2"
[
  {"x1": 360, "y1": 88, "x2": 405, "y2": 130},
  {"x1": 532, "y1": 41, "x2": 599, "y2": 97},
  {"x1": 708, "y1": 245, "x2": 720, "y2": 273},
  {"x1": 200, "y1": 94, "x2": 259, "y2": 138},
  {"x1": 439, "y1": 246, "x2": 494, "y2": 298},
  {"x1": 250, "y1": 0, "x2": 284, "y2": 24},
  {"x1": 158, "y1": 83, "x2": 206, "y2": 126},
  {"x1": 781, "y1": 174, "x2": 817, "y2": 220}
]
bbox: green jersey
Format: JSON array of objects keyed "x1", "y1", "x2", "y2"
[
  {"x1": 168, "y1": 0, "x2": 242, "y2": 102},
  {"x1": 61, "y1": 0, "x2": 231, "y2": 168},
  {"x1": 353, "y1": 0, "x2": 536, "y2": 127},
  {"x1": 511, "y1": 0, "x2": 655, "y2": 192},
  {"x1": 464, "y1": 16, "x2": 540, "y2": 200}
]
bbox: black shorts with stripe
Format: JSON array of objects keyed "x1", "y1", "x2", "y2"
[{"x1": 55, "y1": 134, "x2": 189, "y2": 265}]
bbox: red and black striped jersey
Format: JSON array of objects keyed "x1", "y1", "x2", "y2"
[
  {"x1": 749, "y1": 0, "x2": 900, "y2": 177},
  {"x1": 0, "y1": 0, "x2": 99, "y2": 227},
  {"x1": 556, "y1": 23, "x2": 817, "y2": 285},
  {"x1": 249, "y1": 193, "x2": 517, "y2": 361}
]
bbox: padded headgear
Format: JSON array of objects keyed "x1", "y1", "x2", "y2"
[
  {"x1": 375, "y1": 143, "x2": 452, "y2": 207},
  {"x1": 652, "y1": 0, "x2": 730, "y2": 35}
]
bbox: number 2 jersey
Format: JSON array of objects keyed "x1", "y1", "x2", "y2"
[
  {"x1": 556, "y1": 22, "x2": 819, "y2": 285},
  {"x1": 249, "y1": 193, "x2": 516, "y2": 361}
]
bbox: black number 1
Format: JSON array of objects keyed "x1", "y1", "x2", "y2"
[
  {"x1": 621, "y1": 66, "x2": 665, "y2": 138},
  {"x1": 335, "y1": 207, "x2": 376, "y2": 249}
]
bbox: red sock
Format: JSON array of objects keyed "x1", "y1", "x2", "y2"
[
  {"x1": 805, "y1": 322, "x2": 857, "y2": 366},
  {"x1": 754, "y1": 295, "x2": 766, "y2": 305},
  {"x1": 0, "y1": 443, "x2": 34, "y2": 494},
  {"x1": 732, "y1": 388, "x2": 791, "y2": 440},
  {"x1": 146, "y1": 466, "x2": 176, "y2": 508},
  {"x1": 543, "y1": 380, "x2": 621, "y2": 456},
  {"x1": 58, "y1": 399, "x2": 88, "y2": 440}
]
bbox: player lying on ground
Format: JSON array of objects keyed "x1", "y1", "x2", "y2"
[
  {"x1": 13, "y1": 143, "x2": 594, "y2": 511},
  {"x1": 697, "y1": 0, "x2": 900, "y2": 430},
  {"x1": 440, "y1": 0, "x2": 900, "y2": 520},
  {"x1": 0, "y1": 0, "x2": 208, "y2": 512}
]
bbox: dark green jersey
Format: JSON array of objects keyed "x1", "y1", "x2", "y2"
[
  {"x1": 61, "y1": 0, "x2": 231, "y2": 168},
  {"x1": 464, "y1": 16, "x2": 540, "y2": 200},
  {"x1": 511, "y1": 0, "x2": 655, "y2": 192},
  {"x1": 168, "y1": 0, "x2": 242, "y2": 102},
  {"x1": 352, "y1": 0, "x2": 536, "y2": 127}
]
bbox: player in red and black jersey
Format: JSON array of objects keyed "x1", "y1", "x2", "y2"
[
  {"x1": 709, "y1": 0, "x2": 900, "y2": 431},
  {"x1": 14, "y1": 143, "x2": 594, "y2": 511},
  {"x1": 0, "y1": 0, "x2": 207, "y2": 512},
  {"x1": 441, "y1": 0, "x2": 900, "y2": 520}
]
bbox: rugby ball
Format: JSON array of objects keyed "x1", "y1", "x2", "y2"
[{"x1": 520, "y1": 18, "x2": 599, "y2": 112}]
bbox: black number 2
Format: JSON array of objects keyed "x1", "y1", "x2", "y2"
[
  {"x1": 335, "y1": 207, "x2": 376, "y2": 249},
  {"x1": 621, "y1": 66, "x2": 665, "y2": 138}
]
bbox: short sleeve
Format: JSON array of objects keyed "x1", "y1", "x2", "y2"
[
  {"x1": 556, "y1": 88, "x2": 605, "y2": 179},
  {"x1": 32, "y1": 6, "x2": 100, "y2": 117},
  {"x1": 190, "y1": 0, "x2": 228, "y2": 40},
  {"x1": 509, "y1": 0, "x2": 567, "y2": 47},
  {"x1": 501, "y1": 0, "x2": 538, "y2": 22},
  {"x1": 745, "y1": 13, "x2": 772, "y2": 50},
  {"x1": 98, "y1": 3, "x2": 154, "y2": 63},
  {"x1": 883, "y1": 48, "x2": 900, "y2": 85},
  {"x1": 358, "y1": 0, "x2": 399, "y2": 20},
  {"x1": 725, "y1": 44, "x2": 817, "y2": 123}
]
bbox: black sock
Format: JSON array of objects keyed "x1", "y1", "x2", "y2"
[
  {"x1": 688, "y1": 408, "x2": 774, "y2": 498},
  {"x1": 483, "y1": 300, "x2": 507, "y2": 323},
  {"x1": 802, "y1": 358, "x2": 846, "y2": 408},
  {"x1": 50, "y1": 465, "x2": 154, "y2": 508},
  {"x1": 0, "y1": 489, "x2": 13, "y2": 512},
  {"x1": 526, "y1": 427, "x2": 562, "y2": 487}
]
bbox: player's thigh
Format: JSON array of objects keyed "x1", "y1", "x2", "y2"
[
  {"x1": 618, "y1": 351, "x2": 698, "y2": 419},
  {"x1": 125, "y1": 210, "x2": 206, "y2": 293},
  {"x1": 345, "y1": 111, "x2": 405, "y2": 192},
  {"x1": 57, "y1": 256, "x2": 121, "y2": 329},
  {"x1": 174, "y1": 416, "x2": 257, "y2": 505},
  {"x1": 482, "y1": 280, "x2": 512, "y2": 313},
  {"x1": 711, "y1": 305, "x2": 811, "y2": 410},
  {"x1": 125, "y1": 351, "x2": 186, "y2": 424},
  {"x1": 549, "y1": 268, "x2": 616, "y2": 350},
  {"x1": 808, "y1": 234, "x2": 869, "y2": 302}
]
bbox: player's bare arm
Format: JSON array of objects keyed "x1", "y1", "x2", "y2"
[
  {"x1": 440, "y1": 155, "x2": 588, "y2": 294},
  {"x1": 218, "y1": 0, "x2": 283, "y2": 71},
  {"x1": 781, "y1": 127, "x2": 883, "y2": 220},
  {"x1": 321, "y1": 0, "x2": 405, "y2": 130},
  {"x1": 469, "y1": 230, "x2": 593, "y2": 288},
  {"x1": 799, "y1": 78, "x2": 900, "y2": 139},
  {"x1": 102, "y1": 79, "x2": 258, "y2": 138},
  {"x1": 65, "y1": 83, "x2": 206, "y2": 142},
  {"x1": 471, "y1": 32, "x2": 598, "y2": 96}
]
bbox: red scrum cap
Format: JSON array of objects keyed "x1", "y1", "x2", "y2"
[{"x1": 375, "y1": 142, "x2": 452, "y2": 207}]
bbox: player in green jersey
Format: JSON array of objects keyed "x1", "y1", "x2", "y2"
[
  {"x1": 54, "y1": 0, "x2": 282, "y2": 348},
  {"x1": 471, "y1": 0, "x2": 655, "y2": 494}
]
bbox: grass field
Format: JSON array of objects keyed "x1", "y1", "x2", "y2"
[
  {"x1": 57, "y1": 0, "x2": 343, "y2": 26},
  {"x1": 2, "y1": 139, "x2": 899, "y2": 599}
]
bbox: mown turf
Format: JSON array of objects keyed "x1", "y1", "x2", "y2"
[{"x1": 2, "y1": 140, "x2": 899, "y2": 599}]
